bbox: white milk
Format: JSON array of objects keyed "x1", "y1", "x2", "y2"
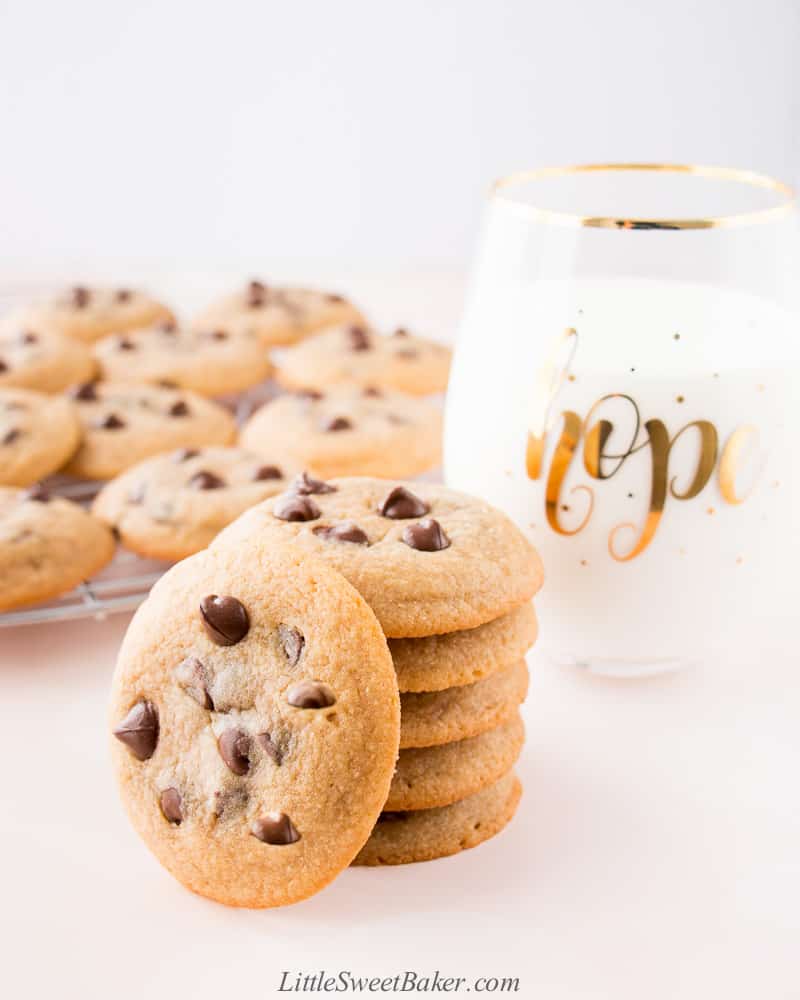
[{"x1": 445, "y1": 278, "x2": 800, "y2": 673}]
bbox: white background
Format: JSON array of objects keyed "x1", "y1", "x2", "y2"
[
  {"x1": 1, "y1": 4, "x2": 799, "y2": 999},
  {"x1": 0, "y1": 0, "x2": 798, "y2": 273}
]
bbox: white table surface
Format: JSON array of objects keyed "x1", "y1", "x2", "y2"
[{"x1": 1, "y1": 272, "x2": 798, "y2": 999}]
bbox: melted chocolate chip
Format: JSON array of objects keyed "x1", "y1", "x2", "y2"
[
  {"x1": 20, "y1": 330, "x2": 38, "y2": 344},
  {"x1": 313, "y1": 522, "x2": 369, "y2": 545},
  {"x1": 247, "y1": 280, "x2": 268, "y2": 307},
  {"x1": 347, "y1": 326, "x2": 371, "y2": 351},
  {"x1": 173, "y1": 447, "x2": 199, "y2": 462},
  {"x1": 71, "y1": 286, "x2": 91, "y2": 309},
  {"x1": 257, "y1": 732, "x2": 283, "y2": 765},
  {"x1": 115, "y1": 289, "x2": 132, "y2": 303},
  {"x1": 168, "y1": 400, "x2": 190, "y2": 418},
  {"x1": 253, "y1": 464, "x2": 283, "y2": 481},
  {"x1": 277, "y1": 624, "x2": 304, "y2": 666},
  {"x1": 188, "y1": 470, "x2": 226, "y2": 490},
  {"x1": 393, "y1": 327, "x2": 409, "y2": 338},
  {"x1": 363, "y1": 386, "x2": 382, "y2": 397},
  {"x1": 209, "y1": 329, "x2": 228, "y2": 341},
  {"x1": 159, "y1": 320, "x2": 177, "y2": 333},
  {"x1": 251, "y1": 812, "x2": 301, "y2": 845},
  {"x1": 21, "y1": 484, "x2": 50, "y2": 503},
  {"x1": 116, "y1": 337, "x2": 136, "y2": 351},
  {"x1": 327, "y1": 293, "x2": 345, "y2": 303},
  {"x1": 322, "y1": 415, "x2": 353, "y2": 432},
  {"x1": 287, "y1": 680, "x2": 336, "y2": 709},
  {"x1": 1, "y1": 428, "x2": 20, "y2": 446},
  {"x1": 291, "y1": 471, "x2": 336, "y2": 495},
  {"x1": 158, "y1": 379, "x2": 179, "y2": 389},
  {"x1": 395, "y1": 348, "x2": 419, "y2": 360},
  {"x1": 217, "y1": 728, "x2": 251, "y2": 775},
  {"x1": 113, "y1": 700, "x2": 159, "y2": 760},
  {"x1": 69, "y1": 381, "x2": 98, "y2": 401},
  {"x1": 377, "y1": 486, "x2": 430, "y2": 519},
  {"x1": 402, "y1": 517, "x2": 450, "y2": 551},
  {"x1": 272, "y1": 494, "x2": 321, "y2": 522},
  {"x1": 95, "y1": 412, "x2": 126, "y2": 431},
  {"x1": 296, "y1": 388, "x2": 324, "y2": 401},
  {"x1": 159, "y1": 787, "x2": 183, "y2": 824},
  {"x1": 175, "y1": 655, "x2": 213, "y2": 709},
  {"x1": 200, "y1": 594, "x2": 250, "y2": 646},
  {"x1": 0, "y1": 359, "x2": 7, "y2": 373}
]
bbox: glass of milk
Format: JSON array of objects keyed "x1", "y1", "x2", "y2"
[{"x1": 445, "y1": 165, "x2": 799, "y2": 675}]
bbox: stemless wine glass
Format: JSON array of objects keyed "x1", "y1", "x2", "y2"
[{"x1": 445, "y1": 164, "x2": 799, "y2": 676}]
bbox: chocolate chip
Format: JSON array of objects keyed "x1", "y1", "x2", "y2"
[
  {"x1": 71, "y1": 286, "x2": 91, "y2": 309},
  {"x1": 347, "y1": 326, "x2": 371, "y2": 351},
  {"x1": 168, "y1": 400, "x2": 190, "y2": 418},
  {"x1": 0, "y1": 359, "x2": 7, "y2": 373},
  {"x1": 21, "y1": 483, "x2": 50, "y2": 503},
  {"x1": 257, "y1": 732, "x2": 283, "y2": 765},
  {"x1": 200, "y1": 594, "x2": 250, "y2": 646},
  {"x1": 115, "y1": 289, "x2": 132, "y2": 303},
  {"x1": 159, "y1": 787, "x2": 183, "y2": 824},
  {"x1": 327, "y1": 293, "x2": 345, "y2": 303},
  {"x1": 287, "y1": 680, "x2": 336, "y2": 709},
  {"x1": 95, "y1": 412, "x2": 126, "y2": 430},
  {"x1": 363, "y1": 386, "x2": 382, "y2": 398},
  {"x1": 402, "y1": 517, "x2": 450, "y2": 551},
  {"x1": 296, "y1": 388, "x2": 324, "y2": 401},
  {"x1": 396, "y1": 348, "x2": 418, "y2": 360},
  {"x1": 159, "y1": 320, "x2": 177, "y2": 333},
  {"x1": 113, "y1": 700, "x2": 159, "y2": 760},
  {"x1": 272, "y1": 494, "x2": 321, "y2": 522},
  {"x1": 247, "y1": 280, "x2": 268, "y2": 307},
  {"x1": 251, "y1": 812, "x2": 301, "y2": 845},
  {"x1": 188, "y1": 470, "x2": 226, "y2": 490},
  {"x1": 208, "y1": 329, "x2": 228, "y2": 341},
  {"x1": 69, "y1": 381, "x2": 98, "y2": 401},
  {"x1": 110, "y1": 525, "x2": 121, "y2": 541},
  {"x1": 158, "y1": 379, "x2": 179, "y2": 389},
  {"x1": 217, "y1": 728, "x2": 251, "y2": 775},
  {"x1": 1, "y1": 428, "x2": 20, "y2": 446},
  {"x1": 175, "y1": 655, "x2": 213, "y2": 709},
  {"x1": 117, "y1": 337, "x2": 136, "y2": 351},
  {"x1": 322, "y1": 416, "x2": 352, "y2": 432},
  {"x1": 312, "y1": 522, "x2": 369, "y2": 545},
  {"x1": 393, "y1": 327, "x2": 409, "y2": 338},
  {"x1": 173, "y1": 447, "x2": 199, "y2": 462},
  {"x1": 291, "y1": 471, "x2": 336, "y2": 495},
  {"x1": 253, "y1": 464, "x2": 283, "y2": 481},
  {"x1": 20, "y1": 330, "x2": 38, "y2": 344},
  {"x1": 377, "y1": 486, "x2": 430, "y2": 519},
  {"x1": 277, "y1": 624, "x2": 304, "y2": 666}
]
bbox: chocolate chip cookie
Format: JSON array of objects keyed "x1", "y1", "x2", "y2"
[
  {"x1": 0, "y1": 322, "x2": 95, "y2": 394},
  {"x1": 62, "y1": 381, "x2": 237, "y2": 480},
  {"x1": 389, "y1": 603, "x2": 538, "y2": 692},
  {"x1": 385, "y1": 713, "x2": 524, "y2": 811},
  {"x1": 274, "y1": 325, "x2": 451, "y2": 396},
  {"x1": 213, "y1": 478, "x2": 544, "y2": 637},
  {"x1": 6, "y1": 286, "x2": 174, "y2": 343},
  {"x1": 192, "y1": 281, "x2": 364, "y2": 348},
  {"x1": 94, "y1": 323, "x2": 271, "y2": 396},
  {"x1": 353, "y1": 771, "x2": 522, "y2": 866},
  {"x1": 239, "y1": 386, "x2": 442, "y2": 480},
  {"x1": 93, "y1": 447, "x2": 295, "y2": 561},
  {"x1": 399, "y1": 659, "x2": 528, "y2": 749},
  {"x1": 110, "y1": 540, "x2": 400, "y2": 907},
  {"x1": 0, "y1": 388, "x2": 81, "y2": 486},
  {"x1": 0, "y1": 486, "x2": 115, "y2": 611}
]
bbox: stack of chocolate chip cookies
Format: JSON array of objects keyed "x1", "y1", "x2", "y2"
[{"x1": 213, "y1": 475, "x2": 543, "y2": 866}]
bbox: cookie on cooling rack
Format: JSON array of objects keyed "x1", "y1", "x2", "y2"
[
  {"x1": 94, "y1": 323, "x2": 271, "y2": 397},
  {"x1": 62, "y1": 381, "x2": 237, "y2": 480},
  {"x1": 5, "y1": 286, "x2": 174, "y2": 343},
  {"x1": 192, "y1": 280, "x2": 365, "y2": 347},
  {"x1": 0, "y1": 485, "x2": 116, "y2": 612},
  {"x1": 93, "y1": 446, "x2": 296, "y2": 561},
  {"x1": 0, "y1": 322, "x2": 95, "y2": 394},
  {"x1": 0, "y1": 387, "x2": 81, "y2": 487}
]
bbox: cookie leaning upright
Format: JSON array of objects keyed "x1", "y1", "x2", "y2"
[
  {"x1": 109, "y1": 540, "x2": 400, "y2": 908},
  {"x1": 213, "y1": 476, "x2": 543, "y2": 638}
]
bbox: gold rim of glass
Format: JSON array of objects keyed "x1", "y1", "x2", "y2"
[{"x1": 491, "y1": 163, "x2": 797, "y2": 230}]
